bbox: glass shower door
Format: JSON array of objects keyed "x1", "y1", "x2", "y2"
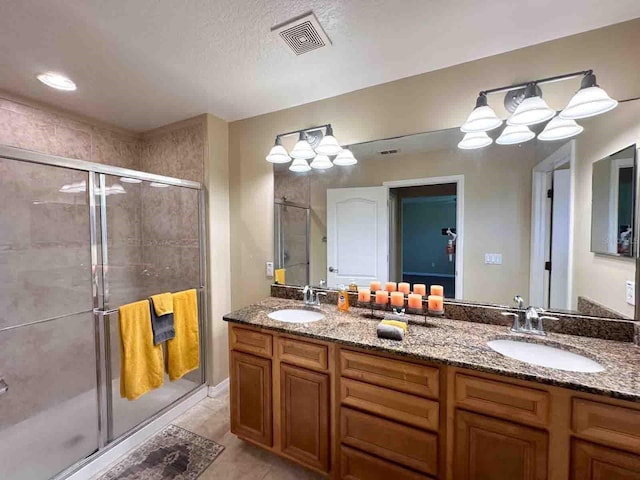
[
  {"x1": 274, "y1": 202, "x2": 310, "y2": 286},
  {"x1": 0, "y1": 158, "x2": 99, "y2": 480},
  {"x1": 99, "y1": 174, "x2": 203, "y2": 440}
]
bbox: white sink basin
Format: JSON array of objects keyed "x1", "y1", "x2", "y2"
[
  {"x1": 487, "y1": 339, "x2": 605, "y2": 373},
  {"x1": 267, "y1": 309, "x2": 325, "y2": 323}
]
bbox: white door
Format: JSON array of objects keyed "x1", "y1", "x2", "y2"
[
  {"x1": 326, "y1": 186, "x2": 389, "y2": 288},
  {"x1": 549, "y1": 169, "x2": 571, "y2": 309}
]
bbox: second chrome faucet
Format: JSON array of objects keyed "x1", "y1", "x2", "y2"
[{"x1": 502, "y1": 295, "x2": 559, "y2": 336}]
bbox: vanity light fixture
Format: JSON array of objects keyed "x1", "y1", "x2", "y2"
[
  {"x1": 333, "y1": 147, "x2": 358, "y2": 166},
  {"x1": 458, "y1": 70, "x2": 617, "y2": 149},
  {"x1": 314, "y1": 125, "x2": 342, "y2": 156},
  {"x1": 460, "y1": 94, "x2": 503, "y2": 132},
  {"x1": 560, "y1": 72, "x2": 618, "y2": 120},
  {"x1": 507, "y1": 83, "x2": 555, "y2": 126},
  {"x1": 310, "y1": 154, "x2": 333, "y2": 169},
  {"x1": 289, "y1": 132, "x2": 316, "y2": 159},
  {"x1": 458, "y1": 131, "x2": 492, "y2": 150},
  {"x1": 289, "y1": 157, "x2": 312, "y2": 172},
  {"x1": 36, "y1": 72, "x2": 77, "y2": 91},
  {"x1": 496, "y1": 125, "x2": 535, "y2": 145},
  {"x1": 538, "y1": 116, "x2": 584, "y2": 141},
  {"x1": 266, "y1": 136, "x2": 291, "y2": 163}
]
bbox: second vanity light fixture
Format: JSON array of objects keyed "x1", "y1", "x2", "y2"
[
  {"x1": 458, "y1": 70, "x2": 617, "y2": 149},
  {"x1": 265, "y1": 124, "x2": 358, "y2": 171}
]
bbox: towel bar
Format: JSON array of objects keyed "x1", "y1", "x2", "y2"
[{"x1": 94, "y1": 287, "x2": 205, "y2": 317}]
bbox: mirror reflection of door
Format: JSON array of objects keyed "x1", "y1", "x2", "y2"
[{"x1": 391, "y1": 184, "x2": 457, "y2": 298}]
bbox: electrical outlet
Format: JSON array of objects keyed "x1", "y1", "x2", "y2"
[
  {"x1": 266, "y1": 261, "x2": 274, "y2": 278},
  {"x1": 626, "y1": 280, "x2": 635, "y2": 306}
]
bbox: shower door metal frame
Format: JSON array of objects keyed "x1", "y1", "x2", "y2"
[
  {"x1": 274, "y1": 199, "x2": 311, "y2": 286},
  {"x1": 0, "y1": 145, "x2": 208, "y2": 477}
]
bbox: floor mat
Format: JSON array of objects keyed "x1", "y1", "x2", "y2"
[{"x1": 98, "y1": 425, "x2": 224, "y2": 479}]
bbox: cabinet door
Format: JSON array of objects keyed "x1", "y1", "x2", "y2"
[
  {"x1": 454, "y1": 410, "x2": 548, "y2": 480},
  {"x1": 572, "y1": 440, "x2": 640, "y2": 480},
  {"x1": 280, "y1": 363, "x2": 330, "y2": 472},
  {"x1": 230, "y1": 351, "x2": 272, "y2": 446}
]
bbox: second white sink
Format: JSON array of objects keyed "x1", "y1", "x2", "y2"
[
  {"x1": 487, "y1": 339, "x2": 605, "y2": 373},
  {"x1": 268, "y1": 309, "x2": 325, "y2": 323}
]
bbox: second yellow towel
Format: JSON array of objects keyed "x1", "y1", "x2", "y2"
[
  {"x1": 167, "y1": 289, "x2": 200, "y2": 381},
  {"x1": 119, "y1": 300, "x2": 164, "y2": 400}
]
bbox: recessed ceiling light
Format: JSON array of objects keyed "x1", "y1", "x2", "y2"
[{"x1": 36, "y1": 72, "x2": 77, "y2": 91}]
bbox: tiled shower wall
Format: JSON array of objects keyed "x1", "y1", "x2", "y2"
[{"x1": 0, "y1": 93, "x2": 206, "y2": 465}]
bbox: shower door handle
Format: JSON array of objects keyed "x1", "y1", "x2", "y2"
[
  {"x1": 328, "y1": 266, "x2": 338, "y2": 273},
  {"x1": 0, "y1": 378, "x2": 8, "y2": 396}
]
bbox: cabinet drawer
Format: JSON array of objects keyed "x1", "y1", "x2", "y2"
[
  {"x1": 455, "y1": 373, "x2": 550, "y2": 426},
  {"x1": 341, "y1": 445, "x2": 433, "y2": 480},
  {"x1": 277, "y1": 336, "x2": 328, "y2": 371},
  {"x1": 340, "y1": 377, "x2": 439, "y2": 431},
  {"x1": 572, "y1": 398, "x2": 640, "y2": 453},
  {"x1": 340, "y1": 407, "x2": 438, "y2": 476},
  {"x1": 230, "y1": 326, "x2": 273, "y2": 358},
  {"x1": 340, "y1": 349, "x2": 439, "y2": 399}
]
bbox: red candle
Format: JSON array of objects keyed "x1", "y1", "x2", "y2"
[
  {"x1": 375, "y1": 290, "x2": 389, "y2": 304},
  {"x1": 428, "y1": 295, "x2": 444, "y2": 313},
  {"x1": 390, "y1": 291, "x2": 405, "y2": 307},
  {"x1": 398, "y1": 282, "x2": 411, "y2": 294},
  {"x1": 430, "y1": 285, "x2": 444, "y2": 296},
  {"x1": 413, "y1": 284, "x2": 426, "y2": 296},
  {"x1": 408, "y1": 293, "x2": 422, "y2": 309},
  {"x1": 358, "y1": 288, "x2": 371, "y2": 303},
  {"x1": 385, "y1": 282, "x2": 397, "y2": 292},
  {"x1": 370, "y1": 280, "x2": 382, "y2": 292}
]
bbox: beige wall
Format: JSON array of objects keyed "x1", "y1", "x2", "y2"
[
  {"x1": 284, "y1": 143, "x2": 539, "y2": 305},
  {"x1": 573, "y1": 100, "x2": 640, "y2": 318},
  {"x1": 229, "y1": 18, "x2": 640, "y2": 311},
  {"x1": 205, "y1": 114, "x2": 231, "y2": 385}
]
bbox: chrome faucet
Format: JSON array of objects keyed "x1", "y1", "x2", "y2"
[
  {"x1": 501, "y1": 295, "x2": 559, "y2": 336},
  {"x1": 302, "y1": 285, "x2": 326, "y2": 306}
]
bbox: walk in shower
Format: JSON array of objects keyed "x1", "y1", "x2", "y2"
[
  {"x1": 274, "y1": 200, "x2": 310, "y2": 286},
  {"x1": 0, "y1": 146, "x2": 207, "y2": 480}
]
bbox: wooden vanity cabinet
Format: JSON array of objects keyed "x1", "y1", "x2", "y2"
[{"x1": 229, "y1": 323, "x2": 640, "y2": 480}]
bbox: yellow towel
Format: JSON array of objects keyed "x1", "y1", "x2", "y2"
[
  {"x1": 119, "y1": 300, "x2": 164, "y2": 400},
  {"x1": 381, "y1": 319, "x2": 408, "y2": 332},
  {"x1": 274, "y1": 268, "x2": 286, "y2": 284},
  {"x1": 149, "y1": 292, "x2": 173, "y2": 316},
  {"x1": 167, "y1": 289, "x2": 200, "y2": 381}
]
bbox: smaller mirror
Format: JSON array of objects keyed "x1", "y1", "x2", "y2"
[{"x1": 591, "y1": 144, "x2": 637, "y2": 257}]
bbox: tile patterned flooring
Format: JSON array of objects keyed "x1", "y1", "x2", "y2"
[{"x1": 94, "y1": 392, "x2": 322, "y2": 479}]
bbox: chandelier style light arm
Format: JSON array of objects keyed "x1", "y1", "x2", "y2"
[{"x1": 478, "y1": 70, "x2": 592, "y2": 97}]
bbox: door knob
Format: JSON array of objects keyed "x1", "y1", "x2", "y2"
[{"x1": 328, "y1": 266, "x2": 338, "y2": 273}]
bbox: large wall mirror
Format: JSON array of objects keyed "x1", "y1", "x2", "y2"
[{"x1": 273, "y1": 99, "x2": 640, "y2": 319}]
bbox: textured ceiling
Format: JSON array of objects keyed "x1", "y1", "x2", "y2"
[{"x1": 1, "y1": 0, "x2": 639, "y2": 131}]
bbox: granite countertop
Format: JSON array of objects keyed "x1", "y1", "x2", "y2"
[{"x1": 223, "y1": 297, "x2": 640, "y2": 402}]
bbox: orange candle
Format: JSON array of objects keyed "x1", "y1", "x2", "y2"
[
  {"x1": 398, "y1": 282, "x2": 411, "y2": 294},
  {"x1": 375, "y1": 290, "x2": 389, "y2": 304},
  {"x1": 390, "y1": 291, "x2": 405, "y2": 307},
  {"x1": 385, "y1": 282, "x2": 397, "y2": 292},
  {"x1": 408, "y1": 293, "x2": 422, "y2": 309},
  {"x1": 428, "y1": 295, "x2": 444, "y2": 313},
  {"x1": 430, "y1": 285, "x2": 444, "y2": 296},
  {"x1": 358, "y1": 288, "x2": 371, "y2": 303},
  {"x1": 413, "y1": 284, "x2": 426, "y2": 296},
  {"x1": 370, "y1": 280, "x2": 382, "y2": 292}
]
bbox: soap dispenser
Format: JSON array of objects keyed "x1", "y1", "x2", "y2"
[{"x1": 337, "y1": 285, "x2": 350, "y2": 312}]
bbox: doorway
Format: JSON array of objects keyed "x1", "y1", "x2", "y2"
[{"x1": 390, "y1": 184, "x2": 457, "y2": 298}]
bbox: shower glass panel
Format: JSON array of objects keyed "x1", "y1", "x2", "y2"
[
  {"x1": 274, "y1": 202, "x2": 310, "y2": 286},
  {"x1": 100, "y1": 174, "x2": 203, "y2": 439},
  {"x1": 0, "y1": 159, "x2": 98, "y2": 480}
]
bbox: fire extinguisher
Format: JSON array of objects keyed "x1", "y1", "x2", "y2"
[{"x1": 446, "y1": 228, "x2": 457, "y2": 262}]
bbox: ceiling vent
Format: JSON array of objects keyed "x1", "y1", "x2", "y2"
[
  {"x1": 272, "y1": 12, "x2": 331, "y2": 56},
  {"x1": 380, "y1": 149, "x2": 399, "y2": 156}
]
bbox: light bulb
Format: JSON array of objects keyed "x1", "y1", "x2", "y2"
[
  {"x1": 333, "y1": 148, "x2": 358, "y2": 166},
  {"x1": 310, "y1": 154, "x2": 333, "y2": 170},
  {"x1": 507, "y1": 84, "x2": 555, "y2": 126},
  {"x1": 538, "y1": 116, "x2": 583, "y2": 141},
  {"x1": 496, "y1": 125, "x2": 535, "y2": 145},
  {"x1": 560, "y1": 73, "x2": 617, "y2": 120},
  {"x1": 289, "y1": 132, "x2": 316, "y2": 159},
  {"x1": 458, "y1": 132, "x2": 492, "y2": 150},
  {"x1": 315, "y1": 125, "x2": 342, "y2": 156},
  {"x1": 461, "y1": 94, "x2": 502, "y2": 132},
  {"x1": 289, "y1": 158, "x2": 311, "y2": 172}
]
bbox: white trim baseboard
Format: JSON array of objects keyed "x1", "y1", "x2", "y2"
[
  {"x1": 208, "y1": 378, "x2": 229, "y2": 398},
  {"x1": 64, "y1": 385, "x2": 208, "y2": 480}
]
